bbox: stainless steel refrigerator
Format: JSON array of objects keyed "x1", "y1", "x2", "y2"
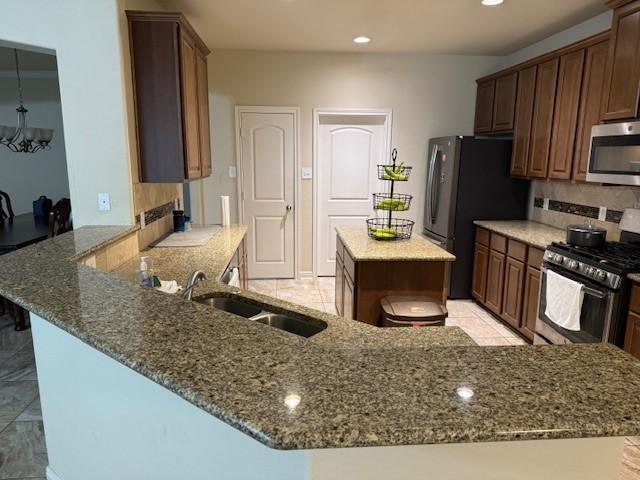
[{"x1": 423, "y1": 136, "x2": 530, "y2": 299}]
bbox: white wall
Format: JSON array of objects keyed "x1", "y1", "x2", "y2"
[
  {"x1": 0, "y1": 0, "x2": 135, "y2": 226},
  {"x1": 0, "y1": 74, "x2": 69, "y2": 215},
  {"x1": 196, "y1": 51, "x2": 499, "y2": 273}
]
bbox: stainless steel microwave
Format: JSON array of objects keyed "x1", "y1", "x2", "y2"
[{"x1": 587, "y1": 121, "x2": 640, "y2": 186}]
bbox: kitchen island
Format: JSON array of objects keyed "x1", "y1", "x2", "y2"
[
  {"x1": 335, "y1": 226, "x2": 455, "y2": 325},
  {"x1": 1, "y1": 226, "x2": 640, "y2": 479}
]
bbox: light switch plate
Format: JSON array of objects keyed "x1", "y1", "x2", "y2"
[
  {"x1": 301, "y1": 167, "x2": 313, "y2": 180},
  {"x1": 229, "y1": 166, "x2": 237, "y2": 178},
  {"x1": 598, "y1": 206, "x2": 607, "y2": 221},
  {"x1": 98, "y1": 193, "x2": 111, "y2": 212},
  {"x1": 543, "y1": 198, "x2": 549, "y2": 210}
]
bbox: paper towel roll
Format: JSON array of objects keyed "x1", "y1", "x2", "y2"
[{"x1": 220, "y1": 196, "x2": 230, "y2": 226}]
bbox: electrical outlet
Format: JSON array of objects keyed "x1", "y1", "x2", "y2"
[
  {"x1": 543, "y1": 198, "x2": 549, "y2": 210},
  {"x1": 301, "y1": 167, "x2": 313, "y2": 180},
  {"x1": 598, "y1": 206, "x2": 607, "y2": 222},
  {"x1": 229, "y1": 166, "x2": 237, "y2": 178},
  {"x1": 98, "y1": 193, "x2": 111, "y2": 212}
]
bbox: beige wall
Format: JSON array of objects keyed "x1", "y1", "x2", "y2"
[{"x1": 196, "y1": 50, "x2": 498, "y2": 274}]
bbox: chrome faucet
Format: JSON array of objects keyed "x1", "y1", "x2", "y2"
[{"x1": 181, "y1": 271, "x2": 207, "y2": 301}]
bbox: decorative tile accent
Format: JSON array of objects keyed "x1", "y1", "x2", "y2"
[
  {"x1": 534, "y1": 197, "x2": 624, "y2": 224},
  {"x1": 134, "y1": 200, "x2": 176, "y2": 227}
]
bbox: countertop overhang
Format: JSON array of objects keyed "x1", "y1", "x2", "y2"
[{"x1": 1, "y1": 225, "x2": 640, "y2": 450}]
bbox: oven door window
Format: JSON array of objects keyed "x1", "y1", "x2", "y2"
[
  {"x1": 539, "y1": 266, "x2": 612, "y2": 343},
  {"x1": 590, "y1": 134, "x2": 640, "y2": 175}
]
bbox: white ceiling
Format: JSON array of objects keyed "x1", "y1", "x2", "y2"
[
  {"x1": 0, "y1": 47, "x2": 57, "y2": 71},
  {"x1": 159, "y1": 0, "x2": 608, "y2": 55}
]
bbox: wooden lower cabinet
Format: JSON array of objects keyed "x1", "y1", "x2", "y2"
[
  {"x1": 472, "y1": 231, "x2": 543, "y2": 342},
  {"x1": 335, "y1": 255, "x2": 345, "y2": 316},
  {"x1": 343, "y1": 273, "x2": 355, "y2": 320},
  {"x1": 485, "y1": 250, "x2": 505, "y2": 315},
  {"x1": 624, "y1": 284, "x2": 640, "y2": 359},
  {"x1": 502, "y1": 257, "x2": 525, "y2": 329},
  {"x1": 521, "y1": 266, "x2": 541, "y2": 341},
  {"x1": 471, "y1": 243, "x2": 489, "y2": 301}
]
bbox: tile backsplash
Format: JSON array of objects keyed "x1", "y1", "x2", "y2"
[{"x1": 528, "y1": 180, "x2": 640, "y2": 241}]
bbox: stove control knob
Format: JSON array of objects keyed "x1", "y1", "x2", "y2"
[
  {"x1": 554, "y1": 254, "x2": 564, "y2": 263},
  {"x1": 569, "y1": 260, "x2": 579, "y2": 270},
  {"x1": 596, "y1": 271, "x2": 607, "y2": 282},
  {"x1": 585, "y1": 266, "x2": 595, "y2": 277}
]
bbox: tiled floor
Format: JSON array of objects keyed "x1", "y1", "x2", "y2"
[
  {"x1": 0, "y1": 314, "x2": 46, "y2": 480},
  {"x1": 1, "y1": 281, "x2": 640, "y2": 478}
]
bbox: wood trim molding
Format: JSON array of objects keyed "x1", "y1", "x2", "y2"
[
  {"x1": 606, "y1": 0, "x2": 637, "y2": 8},
  {"x1": 477, "y1": 30, "x2": 611, "y2": 82}
]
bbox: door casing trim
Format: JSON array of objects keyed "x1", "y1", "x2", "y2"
[
  {"x1": 312, "y1": 108, "x2": 393, "y2": 277},
  {"x1": 235, "y1": 106, "x2": 300, "y2": 279}
]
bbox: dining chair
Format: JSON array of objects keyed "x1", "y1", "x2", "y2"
[
  {"x1": 0, "y1": 190, "x2": 14, "y2": 221},
  {"x1": 48, "y1": 198, "x2": 73, "y2": 238}
]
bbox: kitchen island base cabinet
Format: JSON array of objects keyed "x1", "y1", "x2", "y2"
[{"x1": 33, "y1": 314, "x2": 624, "y2": 480}]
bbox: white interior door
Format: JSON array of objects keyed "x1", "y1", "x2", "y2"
[
  {"x1": 239, "y1": 111, "x2": 295, "y2": 279},
  {"x1": 316, "y1": 113, "x2": 390, "y2": 276}
]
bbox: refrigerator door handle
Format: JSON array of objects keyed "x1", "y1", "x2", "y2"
[
  {"x1": 430, "y1": 150, "x2": 441, "y2": 223},
  {"x1": 426, "y1": 144, "x2": 438, "y2": 225}
]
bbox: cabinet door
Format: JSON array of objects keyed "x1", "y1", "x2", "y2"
[
  {"x1": 180, "y1": 33, "x2": 202, "y2": 180},
  {"x1": 624, "y1": 310, "x2": 640, "y2": 360},
  {"x1": 471, "y1": 243, "x2": 489, "y2": 302},
  {"x1": 502, "y1": 257, "x2": 525, "y2": 329},
  {"x1": 548, "y1": 50, "x2": 585, "y2": 180},
  {"x1": 602, "y1": 1, "x2": 640, "y2": 121},
  {"x1": 485, "y1": 250, "x2": 505, "y2": 315},
  {"x1": 573, "y1": 40, "x2": 609, "y2": 181},
  {"x1": 521, "y1": 266, "x2": 541, "y2": 342},
  {"x1": 527, "y1": 58, "x2": 559, "y2": 179},
  {"x1": 474, "y1": 80, "x2": 495, "y2": 134},
  {"x1": 511, "y1": 66, "x2": 537, "y2": 177},
  {"x1": 343, "y1": 272, "x2": 355, "y2": 320},
  {"x1": 335, "y1": 255, "x2": 345, "y2": 316},
  {"x1": 196, "y1": 50, "x2": 212, "y2": 178},
  {"x1": 492, "y1": 72, "x2": 518, "y2": 132}
]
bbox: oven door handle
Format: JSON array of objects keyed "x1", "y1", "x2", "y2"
[{"x1": 540, "y1": 266, "x2": 608, "y2": 299}]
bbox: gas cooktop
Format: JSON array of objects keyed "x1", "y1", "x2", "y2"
[{"x1": 549, "y1": 241, "x2": 640, "y2": 274}]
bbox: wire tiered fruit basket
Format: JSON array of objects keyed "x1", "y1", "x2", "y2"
[{"x1": 367, "y1": 148, "x2": 415, "y2": 241}]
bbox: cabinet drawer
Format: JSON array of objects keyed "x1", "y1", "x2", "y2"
[
  {"x1": 507, "y1": 239, "x2": 527, "y2": 262},
  {"x1": 527, "y1": 247, "x2": 545, "y2": 269},
  {"x1": 336, "y1": 236, "x2": 345, "y2": 262},
  {"x1": 343, "y1": 248, "x2": 356, "y2": 282},
  {"x1": 490, "y1": 233, "x2": 507, "y2": 253},
  {"x1": 631, "y1": 285, "x2": 640, "y2": 314},
  {"x1": 476, "y1": 228, "x2": 490, "y2": 247}
]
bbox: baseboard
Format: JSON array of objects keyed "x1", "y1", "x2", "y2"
[
  {"x1": 46, "y1": 466, "x2": 63, "y2": 480},
  {"x1": 298, "y1": 271, "x2": 314, "y2": 278}
]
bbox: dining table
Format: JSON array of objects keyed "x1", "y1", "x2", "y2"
[
  {"x1": 0, "y1": 213, "x2": 50, "y2": 255},
  {"x1": 0, "y1": 213, "x2": 50, "y2": 330}
]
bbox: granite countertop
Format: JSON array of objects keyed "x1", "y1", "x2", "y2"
[
  {"x1": 336, "y1": 226, "x2": 456, "y2": 262},
  {"x1": 474, "y1": 220, "x2": 565, "y2": 250},
  {"x1": 630, "y1": 273, "x2": 640, "y2": 283},
  {"x1": 2, "y1": 225, "x2": 640, "y2": 450}
]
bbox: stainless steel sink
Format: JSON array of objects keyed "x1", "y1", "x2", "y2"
[
  {"x1": 251, "y1": 312, "x2": 327, "y2": 338},
  {"x1": 194, "y1": 294, "x2": 327, "y2": 338},
  {"x1": 195, "y1": 296, "x2": 262, "y2": 318}
]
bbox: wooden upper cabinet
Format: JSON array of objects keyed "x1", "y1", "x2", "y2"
[
  {"x1": 511, "y1": 66, "x2": 537, "y2": 177},
  {"x1": 548, "y1": 49, "x2": 585, "y2": 180},
  {"x1": 527, "y1": 58, "x2": 559, "y2": 179},
  {"x1": 492, "y1": 73, "x2": 518, "y2": 132},
  {"x1": 127, "y1": 11, "x2": 211, "y2": 183},
  {"x1": 474, "y1": 80, "x2": 495, "y2": 134},
  {"x1": 573, "y1": 40, "x2": 610, "y2": 181},
  {"x1": 602, "y1": 1, "x2": 640, "y2": 121}
]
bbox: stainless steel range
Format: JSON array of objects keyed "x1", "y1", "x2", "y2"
[{"x1": 535, "y1": 230, "x2": 640, "y2": 346}]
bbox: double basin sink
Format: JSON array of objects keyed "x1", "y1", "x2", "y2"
[{"x1": 195, "y1": 295, "x2": 327, "y2": 338}]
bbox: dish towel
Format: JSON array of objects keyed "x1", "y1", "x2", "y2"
[{"x1": 544, "y1": 269, "x2": 584, "y2": 331}]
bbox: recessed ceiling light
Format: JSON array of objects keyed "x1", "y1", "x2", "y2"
[
  {"x1": 481, "y1": 0, "x2": 504, "y2": 5},
  {"x1": 353, "y1": 36, "x2": 371, "y2": 44}
]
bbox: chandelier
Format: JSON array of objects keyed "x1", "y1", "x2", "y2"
[{"x1": 0, "y1": 49, "x2": 54, "y2": 153}]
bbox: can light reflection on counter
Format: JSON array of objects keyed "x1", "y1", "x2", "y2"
[
  {"x1": 285, "y1": 393, "x2": 301, "y2": 410},
  {"x1": 456, "y1": 387, "x2": 475, "y2": 400}
]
